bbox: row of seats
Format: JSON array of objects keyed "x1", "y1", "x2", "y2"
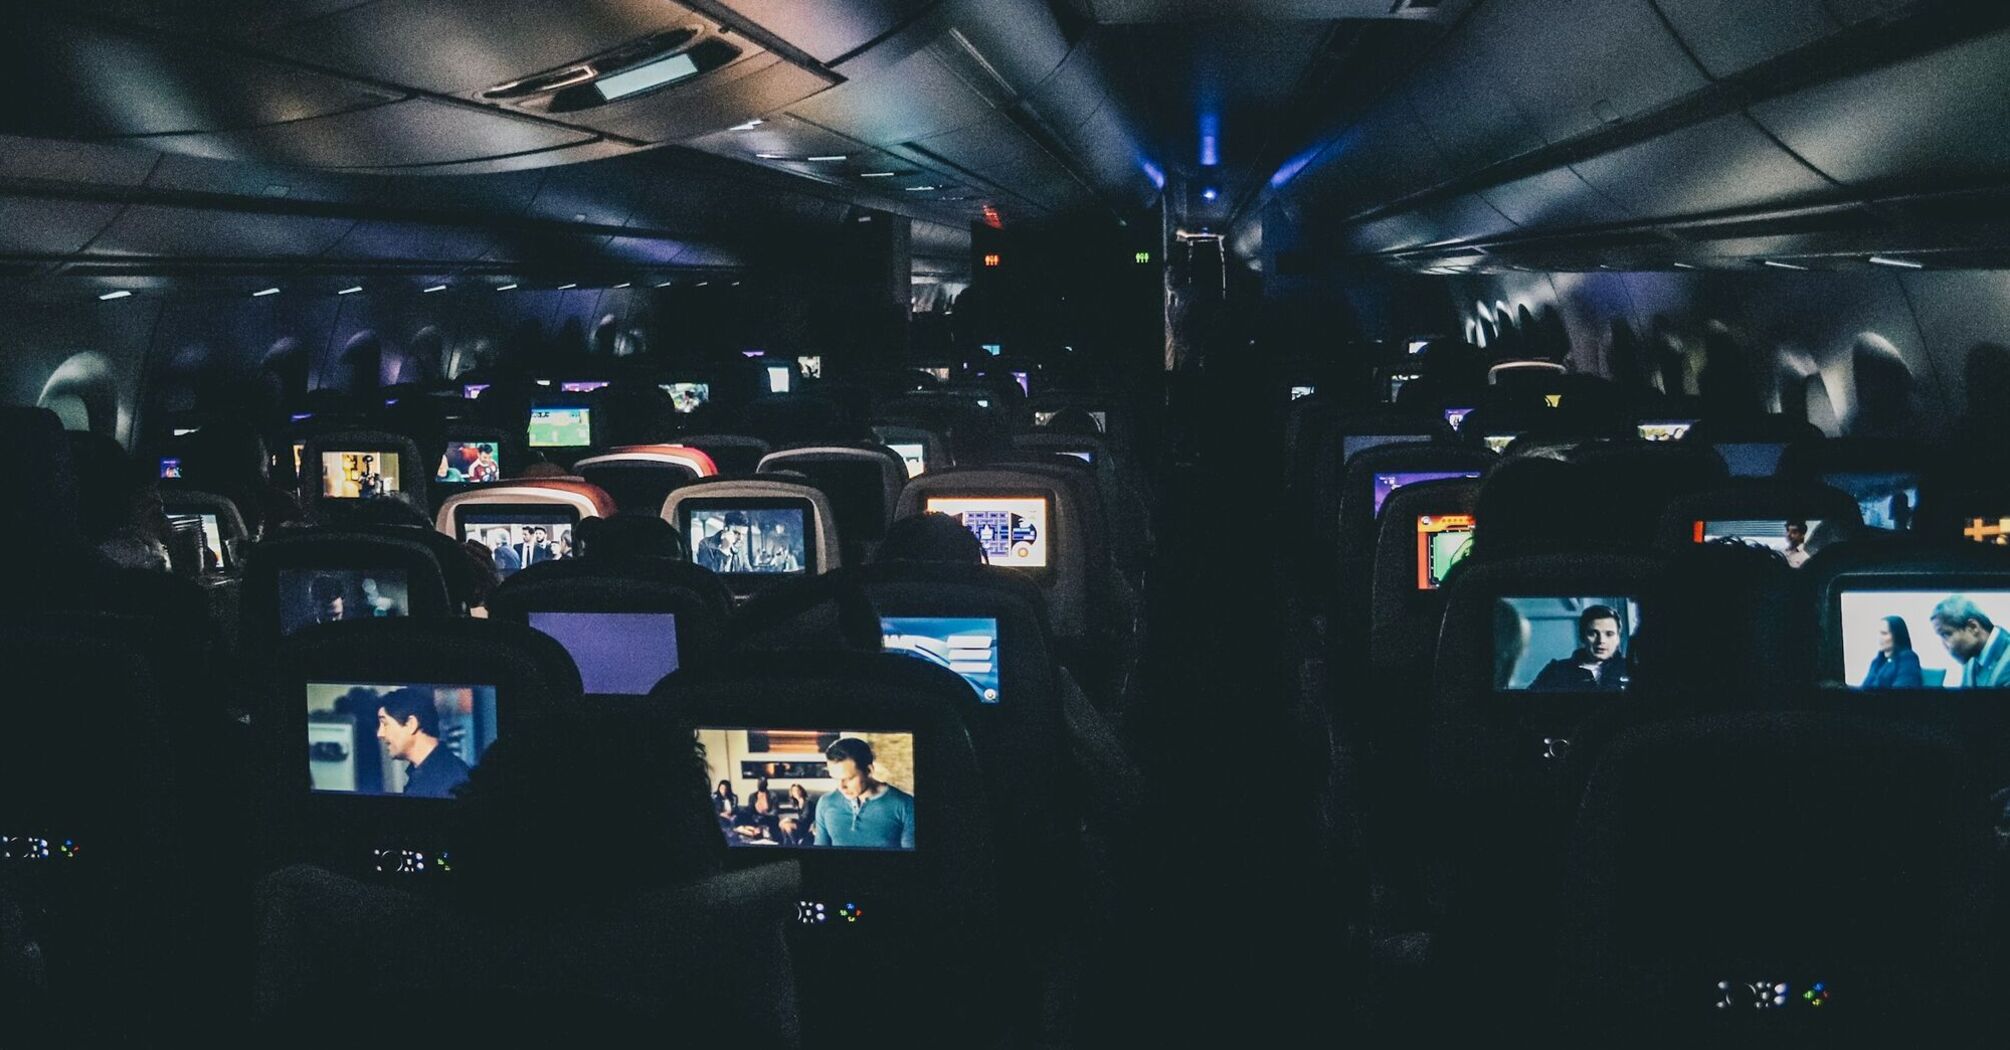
[{"x1": 1280, "y1": 367, "x2": 2010, "y2": 1041}]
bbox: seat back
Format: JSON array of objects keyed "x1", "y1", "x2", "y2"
[
  {"x1": 489, "y1": 556, "x2": 733, "y2": 689},
  {"x1": 895, "y1": 467, "x2": 1088, "y2": 640},
  {"x1": 662, "y1": 478, "x2": 840, "y2": 600},
  {"x1": 672, "y1": 434, "x2": 772, "y2": 476},
  {"x1": 241, "y1": 530, "x2": 453, "y2": 648},
  {"x1": 436, "y1": 479, "x2": 615, "y2": 581},
  {"x1": 1778, "y1": 435, "x2": 1933, "y2": 532},
  {"x1": 574, "y1": 445, "x2": 720, "y2": 514},
  {"x1": 159, "y1": 485, "x2": 250, "y2": 573},
  {"x1": 1654, "y1": 481, "x2": 1864, "y2": 556},
  {"x1": 758, "y1": 445, "x2": 907, "y2": 557},
  {"x1": 1335, "y1": 445, "x2": 1494, "y2": 638},
  {"x1": 870, "y1": 423, "x2": 952, "y2": 479}
]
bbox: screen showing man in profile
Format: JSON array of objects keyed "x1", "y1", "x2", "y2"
[
  {"x1": 1494, "y1": 597, "x2": 1640, "y2": 691},
  {"x1": 306, "y1": 682, "x2": 496, "y2": 798},
  {"x1": 697, "y1": 728, "x2": 916, "y2": 851},
  {"x1": 460, "y1": 517, "x2": 575, "y2": 580},
  {"x1": 1372, "y1": 471, "x2": 1483, "y2": 517},
  {"x1": 276, "y1": 569, "x2": 410, "y2": 636},
  {"x1": 882, "y1": 617, "x2": 1000, "y2": 703},
  {"x1": 687, "y1": 507, "x2": 807, "y2": 574},
  {"x1": 925, "y1": 497, "x2": 1049, "y2": 568},
  {"x1": 662, "y1": 382, "x2": 710, "y2": 414},
  {"x1": 527, "y1": 612, "x2": 679, "y2": 694},
  {"x1": 1694, "y1": 519, "x2": 1826, "y2": 567},
  {"x1": 437, "y1": 441, "x2": 501, "y2": 483},
  {"x1": 528, "y1": 406, "x2": 593, "y2": 448},
  {"x1": 1416, "y1": 514, "x2": 1475, "y2": 590},
  {"x1": 1821, "y1": 471, "x2": 1919, "y2": 531},
  {"x1": 321, "y1": 451, "x2": 402, "y2": 499},
  {"x1": 1839, "y1": 591, "x2": 2010, "y2": 689}
]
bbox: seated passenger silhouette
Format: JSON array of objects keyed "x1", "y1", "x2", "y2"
[
  {"x1": 375, "y1": 687, "x2": 472, "y2": 798},
  {"x1": 811, "y1": 737, "x2": 916, "y2": 849},
  {"x1": 1529, "y1": 605, "x2": 1631, "y2": 691},
  {"x1": 873, "y1": 511, "x2": 988, "y2": 565},
  {"x1": 1861, "y1": 615, "x2": 1923, "y2": 689},
  {"x1": 1782, "y1": 520, "x2": 1812, "y2": 569},
  {"x1": 1931, "y1": 596, "x2": 2010, "y2": 688}
]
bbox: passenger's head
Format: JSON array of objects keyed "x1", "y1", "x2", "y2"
[
  {"x1": 752, "y1": 790, "x2": 772, "y2": 815},
  {"x1": 1579, "y1": 604, "x2": 1624, "y2": 661},
  {"x1": 1041, "y1": 407, "x2": 1100, "y2": 435},
  {"x1": 375, "y1": 686, "x2": 440, "y2": 760},
  {"x1": 575, "y1": 513, "x2": 685, "y2": 560},
  {"x1": 789, "y1": 783, "x2": 807, "y2": 803},
  {"x1": 825, "y1": 737, "x2": 879, "y2": 799},
  {"x1": 68, "y1": 433, "x2": 163, "y2": 542},
  {"x1": 873, "y1": 512, "x2": 987, "y2": 565},
  {"x1": 716, "y1": 780, "x2": 732, "y2": 796},
  {"x1": 310, "y1": 574, "x2": 346, "y2": 620},
  {"x1": 1931, "y1": 596, "x2": 1995, "y2": 660},
  {"x1": 1786, "y1": 520, "x2": 1808, "y2": 547},
  {"x1": 1880, "y1": 615, "x2": 1912, "y2": 655}
]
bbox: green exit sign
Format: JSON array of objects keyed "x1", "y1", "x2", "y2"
[{"x1": 1134, "y1": 251, "x2": 1152, "y2": 264}]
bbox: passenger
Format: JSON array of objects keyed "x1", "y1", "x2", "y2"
[
  {"x1": 711, "y1": 779, "x2": 739, "y2": 813},
  {"x1": 811, "y1": 737, "x2": 916, "y2": 849},
  {"x1": 1782, "y1": 519, "x2": 1812, "y2": 568},
  {"x1": 873, "y1": 511, "x2": 988, "y2": 565},
  {"x1": 71, "y1": 433, "x2": 172, "y2": 572},
  {"x1": 774, "y1": 814, "x2": 812, "y2": 847},
  {"x1": 374, "y1": 686, "x2": 473, "y2": 798},
  {"x1": 786, "y1": 782, "x2": 817, "y2": 828},
  {"x1": 1930, "y1": 596, "x2": 2010, "y2": 688},
  {"x1": 522, "y1": 526, "x2": 558, "y2": 567},
  {"x1": 732, "y1": 790, "x2": 779, "y2": 843},
  {"x1": 1529, "y1": 605, "x2": 1631, "y2": 691},
  {"x1": 485, "y1": 528, "x2": 522, "y2": 575},
  {"x1": 574, "y1": 513, "x2": 685, "y2": 560},
  {"x1": 1861, "y1": 615, "x2": 1924, "y2": 689}
]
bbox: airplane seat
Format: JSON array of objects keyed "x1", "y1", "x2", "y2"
[
  {"x1": 880, "y1": 393, "x2": 1015, "y2": 465},
  {"x1": 1803, "y1": 540, "x2": 2010, "y2": 718},
  {"x1": 239, "y1": 531, "x2": 455, "y2": 651},
  {"x1": 672, "y1": 433, "x2": 774, "y2": 475},
  {"x1": 896, "y1": 466, "x2": 1140, "y2": 719},
  {"x1": 1333, "y1": 444, "x2": 1496, "y2": 652},
  {"x1": 488, "y1": 555, "x2": 732, "y2": 688},
  {"x1": 435, "y1": 478, "x2": 616, "y2": 585},
  {"x1": 662, "y1": 478, "x2": 841, "y2": 604},
  {"x1": 757, "y1": 445, "x2": 906, "y2": 564},
  {"x1": 1916, "y1": 482, "x2": 2010, "y2": 544},
  {"x1": 1304, "y1": 410, "x2": 1446, "y2": 611},
  {"x1": 739, "y1": 392, "x2": 863, "y2": 448},
  {"x1": 725, "y1": 568, "x2": 886, "y2": 654},
  {"x1": 1470, "y1": 449, "x2": 1714, "y2": 561},
  {"x1": 301, "y1": 430, "x2": 429, "y2": 524},
  {"x1": 1778, "y1": 435, "x2": 1936, "y2": 533},
  {"x1": 0, "y1": 626, "x2": 218, "y2": 1040},
  {"x1": 659, "y1": 652, "x2": 1024, "y2": 1047},
  {"x1": 1551, "y1": 713, "x2": 1992, "y2": 1044},
  {"x1": 1562, "y1": 441, "x2": 1732, "y2": 539},
  {"x1": 176, "y1": 417, "x2": 302, "y2": 539},
  {"x1": 1648, "y1": 541, "x2": 1802, "y2": 711},
  {"x1": 573, "y1": 444, "x2": 719, "y2": 514},
  {"x1": 159, "y1": 485, "x2": 251, "y2": 575},
  {"x1": 870, "y1": 422, "x2": 954, "y2": 480},
  {"x1": 1418, "y1": 553, "x2": 1670, "y2": 1010},
  {"x1": 1009, "y1": 431, "x2": 1157, "y2": 580}
]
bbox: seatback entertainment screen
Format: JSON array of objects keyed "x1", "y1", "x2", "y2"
[
  {"x1": 459, "y1": 506, "x2": 578, "y2": 580},
  {"x1": 306, "y1": 681, "x2": 497, "y2": 798},
  {"x1": 321, "y1": 451, "x2": 403, "y2": 499},
  {"x1": 528, "y1": 611, "x2": 678, "y2": 694},
  {"x1": 1494, "y1": 596, "x2": 1640, "y2": 692},
  {"x1": 1694, "y1": 519, "x2": 1826, "y2": 567},
  {"x1": 528, "y1": 406, "x2": 593, "y2": 448},
  {"x1": 1416, "y1": 514, "x2": 1475, "y2": 590},
  {"x1": 436, "y1": 441, "x2": 501, "y2": 483},
  {"x1": 1372, "y1": 471, "x2": 1483, "y2": 517},
  {"x1": 1837, "y1": 589, "x2": 2010, "y2": 689},
  {"x1": 662, "y1": 382, "x2": 710, "y2": 414},
  {"x1": 682, "y1": 504, "x2": 810, "y2": 575},
  {"x1": 881, "y1": 617, "x2": 1000, "y2": 703},
  {"x1": 277, "y1": 569, "x2": 410, "y2": 636},
  {"x1": 1821, "y1": 471, "x2": 1919, "y2": 531},
  {"x1": 697, "y1": 728, "x2": 917, "y2": 850},
  {"x1": 924, "y1": 496, "x2": 1050, "y2": 568}
]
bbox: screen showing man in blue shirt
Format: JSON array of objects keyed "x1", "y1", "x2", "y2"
[{"x1": 811, "y1": 737, "x2": 917, "y2": 850}]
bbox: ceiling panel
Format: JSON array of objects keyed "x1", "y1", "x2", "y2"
[
  {"x1": 786, "y1": 47, "x2": 993, "y2": 147},
  {"x1": 1083, "y1": 0, "x2": 1417, "y2": 21},
  {"x1": 1475, "y1": 166, "x2": 1626, "y2": 229},
  {"x1": 707, "y1": 0, "x2": 937, "y2": 64},
  {"x1": 252, "y1": 0, "x2": 686, "y2": 96},
  {"x1": 0, "y1": 198, "x2": 124, "y2": 255},
  {"x1": 0, "y1": 135, "x2": 161, "y2": 186},
  {"x1": 325, "y1": 220, "x2": 500, "y2": 262},
  {"x1": 1653, "y1": 0, "x2": 1838, "y2": 78},
  {"x1": 144, "y1": 152, "x2": 389, "y2": 205},
  {"x1": 93, "y1": 204, "x2": 357, "y2": 257},
  {"x1": 1402, "y1": 21, "x2": 1548, "y2": 176},
  {"x1": 1748, "y1": 28, "x2": 2010, "y2": 188},
  {"x1": 581, "y1": 56, "x2": 832, "y2": 143},
  {"x1": 1481, "y1": 0, "x2": 1708, "y2": 147},
  {"x1": 126, "y1": 99, "x2": 599, "y2": 169},
  {"x1": 1569, "y1": 114, "x2": 1834, "y2": 219}
]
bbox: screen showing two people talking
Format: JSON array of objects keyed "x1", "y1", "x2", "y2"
[
  {"x1": 306, "y1": 681, "x2": 497, "y2": 799},
  {"x1": 1495, "y1": 596, "x2": 1640, "y2": 692},
  {"x1": 686, "y1": 506, "x2": 808, "y2": 575},
  {"x1": 437, "y1": 441, "x2": 501, "y2": 483},
  {"x1": 460, "y1": 509, "x2": 576, "y2": 580},
  {"x1": 924, "y1": 496, "x2": 1049, "y2": 568},
  {"x1": 699, "y1": 728, "x2": 917, "y2": 851},
  {"x1": 1839, "y1": 590, "x2": 2010, "y2": 689}
]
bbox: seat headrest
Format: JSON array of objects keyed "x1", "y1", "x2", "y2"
[{"x1": 1, "y1": 407, "x2": 82, "y2": 545}]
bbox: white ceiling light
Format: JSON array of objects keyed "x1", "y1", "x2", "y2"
[
  {"x1": 905, "y1": 185, "x2": 940, "y2": 192},
  {"x1": 729, "y1": 118, "x2": 765, "y2": 131},
  {"x1": 1868, "y1": 255, "x2": 1923, "y2": 269},
  {"x1": 807, "y1": 155, "x2": 848, "y2": 162},
  {"x1": 755, "y1": 152, "x2": 788, "y2": 160},
  {"x1": 860, "y1": 171, "x2": 897, "y2": 178},
  {"x1": 614, "y1": 282, "x2": 631, "y2": 288},
  {"x1": 496, "y1": 283, "x2": 518, "y2": 291},
  {"x1": 557, "y1": 283, "x2": 577, "y2": 290},
  {"x1": 252, "y1": 287, "x2": 281, "y2": 297},
  {"x1": 654, "y1": 280, "x2": 675, "y2": 288},
  {"x1": 1672, "y1": 262, "x2": 1697, "y2": 270},
  {"x1": 423, "y1": 284, "x2": 449, "y2": 293},
  {"x1": 97, "y1": 289, "x2": 133, "y2": 301},
  {"x1": 336, "y1": 285, "x2": 363, "y2": 295},
  {"x1": 1761, "y1": 260, "x2": 1808, "y2": 271}
]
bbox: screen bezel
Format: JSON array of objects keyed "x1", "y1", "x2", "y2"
[{"x1": 677, "y1": 498, "x2": 820, "y2": 579}]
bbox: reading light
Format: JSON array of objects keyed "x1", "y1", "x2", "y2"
[
  {"x1": 1761, "y1": 260, "x2": 1808, "y2": 271},
  {"x1": 1201, "y1": 187, "x2": 1219, "y2": 202},
  {"x1": 423, "y1": 284, "x2": 449, "y2": 293},
  {"x1": 1672, "y1": 262, "x2": 1697, "y2": 270},
  {"x1": 755, "y1": 152, "x2": 788, "y2": 160},
  {"x1": 729, "y1": 118, "x2": 765, "y2": 131},
  {"x1": 336, "y1": 285, "x2": 363, "y2": 295},
  {"x1": 614, "y1": 282, "x2": 631, "y2": 288},
  {"x1": 807, "y1": 155, "x2": 848, "y2": 162},
  {"x1": 860, "y1": 171, "x2": 897, "y2": 178},
  {"x1": 655, "y1": 281, "x2": 675, "y2": 288},
  {"x1": 1868, "y1": 255, "x2": 1924, "y2": 269},
  {"x1": 97, "y1": 290, "x2": 132, "y2": 300},
  {"x1": 557, "y1": 283, "x2": 577, "y2": 290},
  {"x1": 252, "y1": 287, "x2": 281, "y2": 297},
  {"x1": 905, "y1": 185, "x2": 939, "y2": 192},
  {"x1": 496, "y1": 283, "x2": 518, "y2": 291},
  {"x1": 594, "y1": 51, "x2": 700, "y2": 101}
]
